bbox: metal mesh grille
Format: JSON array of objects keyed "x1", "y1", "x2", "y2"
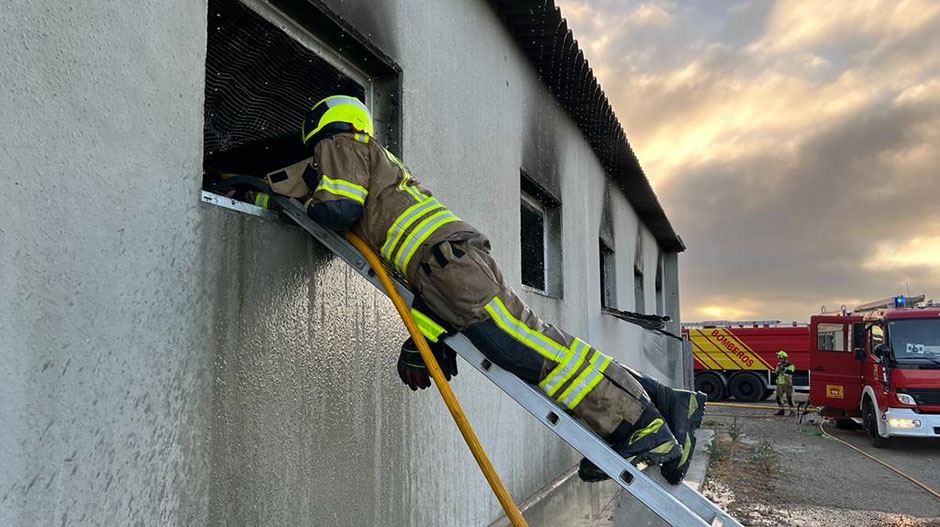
[
  {"x1": 520, "y1": 200, "x2": 545, "y2": 291},
  {"x1": 204, "y1": 0, "x2": 364, "y2": 170}
]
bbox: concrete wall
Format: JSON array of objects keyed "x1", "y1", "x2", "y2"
[
  {"x1": 0, "y1": 1, "x2": 211, "y2": 525},
  {"x1": 0, "y1": 0, "x2": 682, "y2": 525}
]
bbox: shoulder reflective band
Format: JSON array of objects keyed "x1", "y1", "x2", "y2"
[
  {"x1": 393, "y1": 209, "x2": 461, "y2": 272},
  {"x1": 353, "y1": 133, "x2": 370, "y2": 144},
  {"x1": 539, "y1": 339, "x2": 591, "y2": 397},
  {"x1": 381, "y1": 199, "x2": 443, "y2": 261},
  {"x1": 315, "y1": 175, "x2": 368, "y2": 205},
  {"x1": 411, "y1": 308, "x2": 446, "y2": 343},
  {"x1": 483, "y1": 296, "x2": 567, "y2": 362},
  {"x1": 558, "y1": 351, "x2": 611, "y2": 410}
]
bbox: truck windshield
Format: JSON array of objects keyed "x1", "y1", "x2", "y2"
[{"x1": 888, "y1": 318, "x2": 940, "y2": 362}]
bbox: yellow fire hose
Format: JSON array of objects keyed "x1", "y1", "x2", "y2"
[
  {"x1": 818, "y1": 423, "x2": 940, "y2": 501},
  {"x1": 705, "y1": 401, "x2": 939, "y2": 500},
  {"x1": 706, "y1": 401, "x2": 817, "y2": 411},
  {"x1": 345, "y1": 233, "x2": 528, "y2": 527}
]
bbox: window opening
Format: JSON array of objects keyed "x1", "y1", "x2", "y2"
[
  {"x1": 520, "y1": 171, "x2": 562, "y2": 297},
  {"x1": 817, "y1": 323, "x2": 848, "y2": 352},
  {"x1": 200, "y1": 0, "x2": 396, "y2": 217},
  {"x1": 870, "y1": 325, "x2": 884, "y2": 350},
  {"x1": 521, "y1": 194, "x2": 546, "y2": 291},
  {"x1": 633, "y1": 229, "x2": 645, "y2": 314},
  {"x1": 655, "y1": 256, "x2": 664, "y2": 315},
  {"x1": 634, "y1": 269, "x2": 645, "y2": 314},
  {"x1": 599, "y1": 239, "x2": 616, "y2": 309}
]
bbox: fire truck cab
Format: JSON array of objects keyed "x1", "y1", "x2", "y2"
[{"x1": 810, "y1": 296, "x2": 940, "y2": 447}]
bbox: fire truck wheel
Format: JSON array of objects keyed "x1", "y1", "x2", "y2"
[
  {"x1": 862, "y1": 398, "x2": 890, "y2": 448},
  {"x1": 728, "y1": 373, "x2": 765, "y2": 403},
  {"x1": 694, "y1": 372, "x2": 726, "y2": 401}
]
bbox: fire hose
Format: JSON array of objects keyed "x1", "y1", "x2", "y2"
[
  {"x1": 706, "y1": 401, "x2": 940, "y2": 501},
  {"x1": 345, "y1": 232, "x2": 528, "y2": 526}
]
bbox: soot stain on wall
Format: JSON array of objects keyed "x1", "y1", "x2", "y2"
[{"x1": 521, "y1": 94, "x2": 563, "y2": 203}]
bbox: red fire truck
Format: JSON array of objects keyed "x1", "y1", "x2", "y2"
[
  {"x1": 683, "y1": 321, "x2": 810, "y2": 402},
  {"x1": 809, "y1": 296, "x2": 940, "y2": 447}
]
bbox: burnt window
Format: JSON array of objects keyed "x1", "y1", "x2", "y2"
[
  {"x1": 201, "y1": 0, "x2": 399, "y2": 216},
  {"x1": 634, "y1": 229, "x2": 645, "y2": 314},
  {"x1": 634, "y1": 269, "x2": 645, "y2": 315},
  {"x1": 600, "y1": 240, "x2": 616, "y2": 309},
  {"x1": 520, "y1": 171, "x2": 561, "y2": 297},
  {"x1": 521, "y1": 196, "x2": 546, "y2": 291},
  {"x1": 655, "y1": 256, "x2": 664, "y2": 316}
]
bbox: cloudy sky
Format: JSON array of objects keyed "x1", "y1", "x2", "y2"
[{"x1": 555, "y1": 0, "x2": 940, "y2": 322}]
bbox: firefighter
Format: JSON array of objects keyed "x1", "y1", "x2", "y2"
[
  {"x1": 290, "y1": 95, "x2": 706, "y2": 484},
  {"x1": 774, "y1": 351, "x2": 796, "y2": 415}
]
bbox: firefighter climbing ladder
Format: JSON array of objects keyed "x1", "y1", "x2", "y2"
[{"x1": 264, "y1": 193, "x2": 741, "y2": 527}]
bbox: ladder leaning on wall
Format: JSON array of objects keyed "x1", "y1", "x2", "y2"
[{"x1": 208, "y1": 181, "x2": 741, "y2": 527}]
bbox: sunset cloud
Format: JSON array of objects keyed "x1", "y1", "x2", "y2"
[{"x1": 557, "y1": 0, "x2": 940, "y2": 321}]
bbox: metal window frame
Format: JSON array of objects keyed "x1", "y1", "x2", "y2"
[
  {"x1": 203, "y1": 0, "x2": 375, "y2": 218},
  {"x1": 520, "y1": 191, "x2": 548, "y2": 294}
]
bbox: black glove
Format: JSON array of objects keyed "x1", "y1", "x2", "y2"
[{"x1": 397, "y1": 337, "x2": 458, "y2": 391}]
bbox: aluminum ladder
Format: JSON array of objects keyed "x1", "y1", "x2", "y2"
[{"x1": 265, "y1": 193, "x2": 741, "y2": 527}]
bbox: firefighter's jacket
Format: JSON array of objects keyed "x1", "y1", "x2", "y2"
[
  {"x1": 775, "y1": 361, "x2": 795, "y2": 385},
  {"x1": 305, "y1": 133, "x2": 478, "y2": 283}
]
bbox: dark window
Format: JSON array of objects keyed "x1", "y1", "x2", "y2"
[
  {"x1": 634, "y1": 269, "x2": 645, "y2": 314},
  {"x1": 600, "y1": 240, "x2": 616, "y2": 309},
  {"x1": 520, "y1": 171, "x2": 561, "y2": 296},
  {"x1": 817, "y1": 323, "x2": 848, "y2": 352},
  {"x1": 634, "y1": 229, "x2": 645, "y2": 314},
  {"x1": 521, "y1": 195, "x2": 546, "y2": 291},
  {"x1": 655, "y1": 257, "x2": 664, "y2": 315},
  {"x1": 203, "y1": 0, "x2": 366, "y2": 177}
]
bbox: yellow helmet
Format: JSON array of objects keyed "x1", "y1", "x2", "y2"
[
  {"x1": 302, "y1": 95, "x2": 373, "y2": 147},
  {"x1": 777, "y1": 351, "x2": 788, "y2": 359}
]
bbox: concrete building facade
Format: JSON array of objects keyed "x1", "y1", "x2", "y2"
[{"x1": 1, "y1": 0, "x2": 685, "y2": 525}]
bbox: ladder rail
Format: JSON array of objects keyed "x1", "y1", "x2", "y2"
[{"x1": 270, "y1": 195, "x2": 741, "y2": 527}]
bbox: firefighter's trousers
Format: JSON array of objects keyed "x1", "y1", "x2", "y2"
[
  {"x1": 776, "y1": 382, "x2": 794, "y2": 409},
  {"x1": 410, "y1": 233, "x2": 650, "y2": 438}
]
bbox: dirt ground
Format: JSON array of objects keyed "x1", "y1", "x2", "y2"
[{"x1": 700, "y1": 402, "x2": 940, "y2": 527}]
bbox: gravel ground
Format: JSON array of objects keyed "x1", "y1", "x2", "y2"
[{"x1": 700, "y1": 403, "x2": 940, "y2": 527}]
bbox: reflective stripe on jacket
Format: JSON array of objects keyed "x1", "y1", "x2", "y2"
[
  {"x1": 776, "y1": 361, "x2": 795, "y2": 385},
  {"x1": 305, "y1": 133, "x2": 477, "y2": 278}
]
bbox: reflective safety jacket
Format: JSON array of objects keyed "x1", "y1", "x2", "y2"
[
  {"x1": 775, "y1": 361, "x2": 795, "y2": 385},
  {"x1": 304, "y1": 133, "x2": 478, "y2": 281}
]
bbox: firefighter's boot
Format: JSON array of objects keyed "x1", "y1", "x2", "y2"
[
  {"x1": 626, "y1": 370, "x2": 707, "y2": 484},
  {"x1": 657, "y1": 389, "x2": 707, "y2": 484},
  {"x1": 774, "y1": 408, "x2": 785, "y2": 416},
  {"x1": 577, "y1": 405, "x2": 681, "y2": 482}
]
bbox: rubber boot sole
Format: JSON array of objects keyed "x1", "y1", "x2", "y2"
[{"x1": 578, "y1": 438, "x2": 681, "y2": 483}]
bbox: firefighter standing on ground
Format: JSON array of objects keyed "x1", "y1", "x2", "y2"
[
  {"x1": 775, "y1": 351, "x2": 796, "y2": 416},
  {"x1": 268, "y1": 95, "x2": 705, "y2": 484}
]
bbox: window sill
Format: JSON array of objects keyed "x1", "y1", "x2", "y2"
[
  {"x1": 521, "y1": 284, "x2": 561, "y2": 300},
  {"x1": 201, "y1": 190, "x2": 281, "y2": 220}
]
